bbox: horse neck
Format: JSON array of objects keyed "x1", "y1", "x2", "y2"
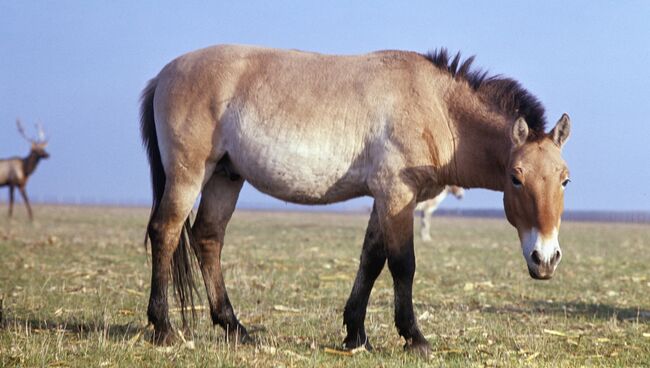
[
  {"x1": 22, "y1": 151, "x2": 41, "y2": 177},
  {"x1": 443, "y1": 91, "x2": 511, "y2": 191}
]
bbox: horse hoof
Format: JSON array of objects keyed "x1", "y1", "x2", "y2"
[
  {"x1": 404, "y1": 339, "x2": 431, "y2": 357},
  {"x1": 342, "y1": 335, "x2": 373, "y2": 351},
  {"x1": 152, "y1": 328, "x2": 176, "y2": 346},
  {"x1": 227, "y1": 328, "x2": 254, "y2": 345}
]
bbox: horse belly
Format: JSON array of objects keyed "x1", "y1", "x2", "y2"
[{"x1": 224, "y1": 124, "x2": 369, "y2": 205}]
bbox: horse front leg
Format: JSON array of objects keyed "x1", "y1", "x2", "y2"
[
  {"x1": 343, "y1": 203, "x2": 386, "y2": 350},
  {"x1": 375, "y1": 184, "x2": 431, "y2": 356}
]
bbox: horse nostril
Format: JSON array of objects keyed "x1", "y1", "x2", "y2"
[
  {"x1": 531, "y1": 250, "x2": 542, "y2": 266},
  {"x1": 551, "y1": 250, "x2": 562, "y2": 265}
]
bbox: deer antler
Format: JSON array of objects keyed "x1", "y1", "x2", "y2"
[
  {"x1": 36, "y1": 122, "x2": 47, "y2": 143},
  {"x1": 16, "y1": 119, "x2": 35, "y2": 143}
]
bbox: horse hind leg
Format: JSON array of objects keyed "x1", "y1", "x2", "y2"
[
  {"x1": 147, "y1": 175, "x2": 204, "y2": 345},
  {"x1": 191, "y1": 172, "x2": 250, "y2": 343}
]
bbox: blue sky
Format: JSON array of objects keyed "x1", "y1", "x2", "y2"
[{"x1": 1, "y1": 1, "x2": 649, "y2": 211}]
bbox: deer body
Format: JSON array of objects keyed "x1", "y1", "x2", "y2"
[
  {"x1": 0, "y1": 157, "x2": 24, "y2": 186},
  {"x1": 1, "y1": 120, "x2": 49, "y2": 220}
]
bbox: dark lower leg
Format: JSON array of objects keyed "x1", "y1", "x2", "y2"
[
  {"x1": 196, "y1": 237, "x2": 250, "y2": 343},
  {"x1": 343, "y1": 206, "x2": 385, "y2": 350},
  {"x1": 211, "y1": 290, "x2": 249, "y2": 343},
  {"x1": 8, "y1": 187, "x2": 14, "y2": 217},
  {"x1": 18, "y1": 187, "x2": 32, "y2": 220},
  {"x1": 147, "y1": 209, "x2": 190, "y2": 345},
  {"x1": 387, "y1": 240, "x2": 429, "y2": 353},
  {"x1": 192, "y1": 175, "x2": 248, "y2": 342},
  {"x1": 147, "y1": 235, "x2": 174, "y2": 344}
]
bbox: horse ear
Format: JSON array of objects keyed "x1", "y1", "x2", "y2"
[
  {"x1": 510, "y1": 117, "x2": 529, "y2": 148},
  {"x1": 550, "y1": 113, "x2": 571, "y2": 148}
]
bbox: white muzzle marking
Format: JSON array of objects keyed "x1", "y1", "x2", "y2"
[{"x1": 521, "y1": 227, "x2": 561, "y2": 270}]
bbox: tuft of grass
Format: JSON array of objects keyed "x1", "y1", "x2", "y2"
[{"x1": 1, "y1": 205, "x2": 649, "y2": 367}]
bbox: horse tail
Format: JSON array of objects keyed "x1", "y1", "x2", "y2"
[
  {"x1": 140, "y1": 77, "x2": 165, "y2": 249},
  {"x1": 140, "y1": 77, "x2": 199, "y2": 326}
]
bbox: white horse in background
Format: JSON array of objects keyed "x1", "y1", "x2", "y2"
[{"x1": 416, "y1": 185, "x2": 464, "y2": 241}]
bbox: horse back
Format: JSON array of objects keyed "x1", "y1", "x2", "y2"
[{"x1": 153, "y1": 45, "x2": 454, "y2": 204}]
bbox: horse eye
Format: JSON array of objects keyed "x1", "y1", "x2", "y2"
[
  {"x1": 562, "y1": 179, "x2": 571, "y2": 187},
  {"x1": 511, "y1": 175, "x2": 522, "y2": 187}
]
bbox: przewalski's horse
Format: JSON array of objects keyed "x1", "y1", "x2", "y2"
[
  {"x1": 0, "y1": 120, "x2": 49, "y2": 220},
  {"x1": 416, "y1": 185, "x2": 464, "y2": 242},
  {"x1": 140, "y1": 45, "x2": 571, "y2": 354}
]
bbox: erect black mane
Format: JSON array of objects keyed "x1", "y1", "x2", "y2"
[{"x1": 423, "y1": 48, "x2": 547, "y2": 135}]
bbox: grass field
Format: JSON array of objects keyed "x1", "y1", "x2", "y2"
[{"x1": 1, "y1": 205, "x2": 649, "y2": 367}]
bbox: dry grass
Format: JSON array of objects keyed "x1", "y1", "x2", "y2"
[{"x1": 1, "y1": 205, "x2": 649, "y2": 367}]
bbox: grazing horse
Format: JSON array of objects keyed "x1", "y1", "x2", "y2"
[
  {"x1": 140, "y1": 45, "x2": 571, "y2": 354},
  {"x1": 416, "y1": 185, "x2": 464, "y2": 242}
]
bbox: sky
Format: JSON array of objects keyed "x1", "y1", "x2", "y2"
[{"x1": 1, "y1": 1, "x2": 649, "y2": 211}]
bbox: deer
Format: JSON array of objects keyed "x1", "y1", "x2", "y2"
[{"x1": 0, "y1": 119, "x2": 49, "y2": 220}]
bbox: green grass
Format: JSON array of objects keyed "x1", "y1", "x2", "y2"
[{"x1": 1, "y1": 205, "x2": 649, "y2": 367}]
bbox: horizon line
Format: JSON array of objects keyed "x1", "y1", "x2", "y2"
[{"x1": 1, "y1": 200, "x2": 648, "y2": 224}]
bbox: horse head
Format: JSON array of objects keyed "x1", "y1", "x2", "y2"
[{"x1": 503, "y1": 114, "x2": 571, "y2": 280}]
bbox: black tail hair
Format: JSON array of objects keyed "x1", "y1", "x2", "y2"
[{"x1": 140, "y1": 78, "x2": 198, "y2": 327}]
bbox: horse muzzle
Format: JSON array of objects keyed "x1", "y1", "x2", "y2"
[{"x1": 520, "y1": 227, "x2": 562, "y2": 280}]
